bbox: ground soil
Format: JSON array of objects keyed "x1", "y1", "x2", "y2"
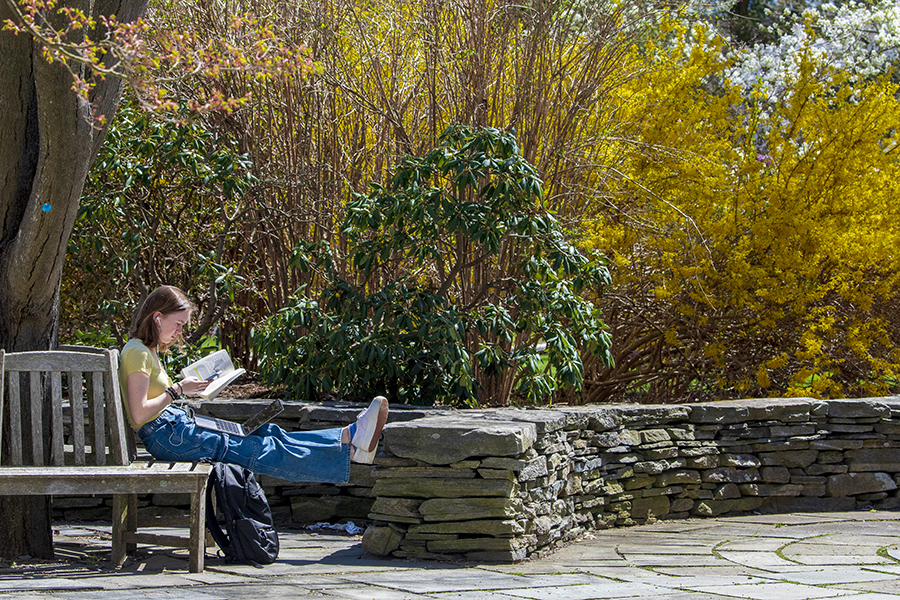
[{"x1": 222, "y1": 372, "x2": 279, "y2": 399}]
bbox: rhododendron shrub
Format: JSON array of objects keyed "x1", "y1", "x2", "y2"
[{"x1": 67, "y1": 0, "x2": 663, "y2": 376}]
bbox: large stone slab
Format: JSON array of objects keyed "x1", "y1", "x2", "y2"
[
  {"x1": 826, "y1": 472, "x2": 897, "y2": 497},
  {"x1": 290, "y1": 495, "x2": 373, "y2": 524},
  {"x1": 738, "y1": 483, "x2": 804, "y2": 497},
  {"x1": 338, "y1": 569, "x2": 594, "y2": 594},
  {"x1": 810, "y1": 399, "x2": 891, "y2": 419},
  {"x1": 427, "y1": 536, "x2": 530, "y2": 553},
  {"x1": 693, "y1": 497, "x2": 764, "y2": 516},
  {"x1": 656, "y1": 469, "x2": 701, "y2": 486},
  {"x1": 408, "y1": 519, "x2": 525, "y2": 536},
  {"x1": 615, "y1": 405, "x2": 691, "y2": 425},
  {"x1": 369, "y1": 496, "x2": 423, "y2": 518},
  {"x1": 630, "y1": 495, "x2": 671, "y2": 520},
  {"x1": 384, "y1": 417, "x2": 536, "y2": 464},
  {"x1": 557, "y1": 406, "x2": 625, "y2": 431},
  {"x1": 465, "y1": 408, "x2": 569, "y2": 434},
  {"x1": 810, "y1": 439, "x2": 864, "y2": 451},
  {"x1": 361, "y1": 524, "x2": 403, "y2": 555},
  {"x1": 418, "y1": 497, "x2": 524, "y2": 521},
  {"x1": 373, "y1": 466, "x2": 476, "y2": 478},
  {"x1": 688, "y1": 403, "x2": 751, "y2": 424},
  {"x1": 688, "y1": 398, "x2": 812, "y2": 424},
  {"x1": 845, "y1": 448, "x2": 900, "y2": 472},
  {"x1": 301, "y1": 401, "x2": 437, "y2": 424},
  {"x1": 702, "y1": 467, "x2": 761, "y2": 484},
  {"x1": 372, "y1": 477, "x2": 516, "y2": 498},
  {"x1": 757, "y1": 496, "x2": 857, "y2": 513},
  {"x1": 759, "y1": 450, "x2": 818, "y2": 468},
  {"x1": 588, "y1": 408, "x2": 627, "y2": 432}
]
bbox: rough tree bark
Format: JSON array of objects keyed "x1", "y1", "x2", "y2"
[{"x1": 0, "y1": 0, "x2": 148, "y2": 559}]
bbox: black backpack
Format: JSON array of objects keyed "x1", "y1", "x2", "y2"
[{"x1": 205, "y1": 462, "x2": 280, "y2": 566}]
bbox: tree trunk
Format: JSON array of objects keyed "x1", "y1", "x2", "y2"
[{"x1": 0, "y1": 0, "x2": 148, "y2": 559}]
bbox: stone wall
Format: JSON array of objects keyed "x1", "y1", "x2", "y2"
[
  {"x1": 364, "y1": 397, "x2": 900, "y2": 561},
  {"x1": 52, "y1": 397, "x2": 900, "y2": 564}
]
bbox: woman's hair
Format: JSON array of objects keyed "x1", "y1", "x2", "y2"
[{"x1": 130, "y1": 285, "x2": 197, "y2": 352}]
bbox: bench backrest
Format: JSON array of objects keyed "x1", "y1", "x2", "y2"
[{"x1": 0, "y1": 349, "x2": 130, "y2": 467}]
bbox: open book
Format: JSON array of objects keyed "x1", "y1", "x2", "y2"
[{"x1": 180, "y1": 349, "x2": 247, "y2": 401}]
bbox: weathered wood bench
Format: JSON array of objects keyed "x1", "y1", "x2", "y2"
[{"x1": 0, "y1": 349, "x2": 212, "y2": 572}]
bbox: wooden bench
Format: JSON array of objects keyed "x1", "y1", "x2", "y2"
[{"x1": 0, "y1": 349, "x2": 212, "y2": 572}]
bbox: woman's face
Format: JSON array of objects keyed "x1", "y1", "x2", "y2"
[{"x1": 155, "y1": 310, "x2": 191, "y2": 345}]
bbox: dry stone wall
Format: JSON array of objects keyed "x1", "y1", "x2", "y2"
[
  {"x1": 362, "y1": 397, "x2": 900, "y2": 562},
  {"x1": 52, "y1": 397, "x2": 900, "y2": 564}
]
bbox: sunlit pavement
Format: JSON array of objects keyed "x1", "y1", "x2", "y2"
[{"x1": 3, "y1": 511, "x2": 900, "y2": 599}]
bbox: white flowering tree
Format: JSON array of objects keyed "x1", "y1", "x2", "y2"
[
  {"x1": 729, "y1": 2, "x2": 899, "y2": 96},
  {"x1": 675, "y1": 0, "x2": 900, "y2": 160},
  {"x1": 687, "y1": 0, "x2": 900, "y2": 95}
]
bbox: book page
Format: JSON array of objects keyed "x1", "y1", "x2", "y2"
[
  {"x1": 180, "y1": 349, "x2": 246, "y2": 400},
  {"x1": 200, "y1": 368, "x2": 246, "y2": 400},
  {"x1": 181, "y1": 349, "x2": 233, "y2": 381}
]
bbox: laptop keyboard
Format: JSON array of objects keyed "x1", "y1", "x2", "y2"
[{"x1": 215, "y1": 418, "x2": 242, "y2": 435}]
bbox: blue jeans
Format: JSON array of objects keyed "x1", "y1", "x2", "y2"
[{"x1": 138, "y1": 405, "x2": 351, "y2": 484}]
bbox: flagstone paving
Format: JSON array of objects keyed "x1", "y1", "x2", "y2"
[{"x1": 2, "y1": 511, "x2": 900, "y2": 599}]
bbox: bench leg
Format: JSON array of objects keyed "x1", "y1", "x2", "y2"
[
  {"x1": 188, "y1": 476, "x2": 208, "y2": 573},
  {"x1": 124, "y1": 494, "x2": 138, "y2": 554},
  {"x1": 111, "y1": 494, "x2": 137, "y2": 568}
]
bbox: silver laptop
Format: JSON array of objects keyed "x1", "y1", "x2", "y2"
[{"x1": 192, "y1": 400, "x2": 284, "y2": 437}]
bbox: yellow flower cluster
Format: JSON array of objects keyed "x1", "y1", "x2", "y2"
[{"x1": 587, "y1": 20, "x2": 900, "y2": 399}]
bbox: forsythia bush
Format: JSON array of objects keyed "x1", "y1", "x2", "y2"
[{"x1": 589, "y1": 20, "x2": 900, "y2": 400}]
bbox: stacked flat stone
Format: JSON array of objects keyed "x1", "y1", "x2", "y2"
[
  {"x1": 361, "y1": 415, "x2": 537, "y2": 561},
  {"x1": 362, "y1": 397, "x2": 900, "y2": 562},
  {"x1": 257, "y1": 402, "x2": 434, "y2": 527}
]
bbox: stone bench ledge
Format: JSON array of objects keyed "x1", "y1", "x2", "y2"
[{"x1": 385, "y1": 416, "x2": 537, "y2": 464}]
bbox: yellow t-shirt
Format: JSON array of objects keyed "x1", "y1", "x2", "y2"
[{"x1": 118, "y1": 338, "x2": 172, "y2": 430}]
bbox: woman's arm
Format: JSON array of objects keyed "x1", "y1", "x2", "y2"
[
  {"x1": 127, "y1": 370, "x2": 172, "y2": 426},
  {"x1": 126, "y1": 370, "x2": 212, "y2": 426}
]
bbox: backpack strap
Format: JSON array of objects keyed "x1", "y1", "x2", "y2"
[{"x1": 205, "y1": 463, "x2": 231, "y2": 556}]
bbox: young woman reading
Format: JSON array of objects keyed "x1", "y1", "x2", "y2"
[{"x1": 118, "y1": 285, "x2": 388, "y2": 483}]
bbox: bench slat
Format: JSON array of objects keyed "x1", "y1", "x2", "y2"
[
  {"x1": 29, "y1": 371, "x2": 42, "y2": 466},
  {"x1": 101, "y1": 352, "x2": 129, "y2": 466},
  {"x1": 0, "y1": 463, "x2": 213, "y2": 495},
  {"x1": 4, "y1": 351, "x2": 108, "y2": 372},
  {"x1": 89, "y1": 371, "x2": 104, "y2": 466},
  {"x1": 0, "y1": 353, "x2": 3, "y2": 464},
  {"x1": 8, "y1": 370, "x2": 21, "y2": 465},
  {"x1": 70, "y1": 370, "x2": 86, "y2": 466},
  {"x1": 122, "y1": 532, "x2": 192, "y2": 549},
  {"x1": 50, "y1": 371, "x2": 64, "y2": 465},
  {"x1": 0, "y1": 462, "x2": 213, "y2": 474}
]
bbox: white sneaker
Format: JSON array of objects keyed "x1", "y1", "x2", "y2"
[
  {"x1": 351, "y1": 445, "x2": 377, "y2": 464},
  {"x1": 351, "y1": 396, "x2": 388, "y2": 453}
]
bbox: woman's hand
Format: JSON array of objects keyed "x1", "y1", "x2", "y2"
[{"x1": 178, "y1": 376, "x2": 211, "y2": 397}]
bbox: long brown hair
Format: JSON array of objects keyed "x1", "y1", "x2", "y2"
[{"x1": 130, "y1": 286, "x2": 197, "y2": 352}]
